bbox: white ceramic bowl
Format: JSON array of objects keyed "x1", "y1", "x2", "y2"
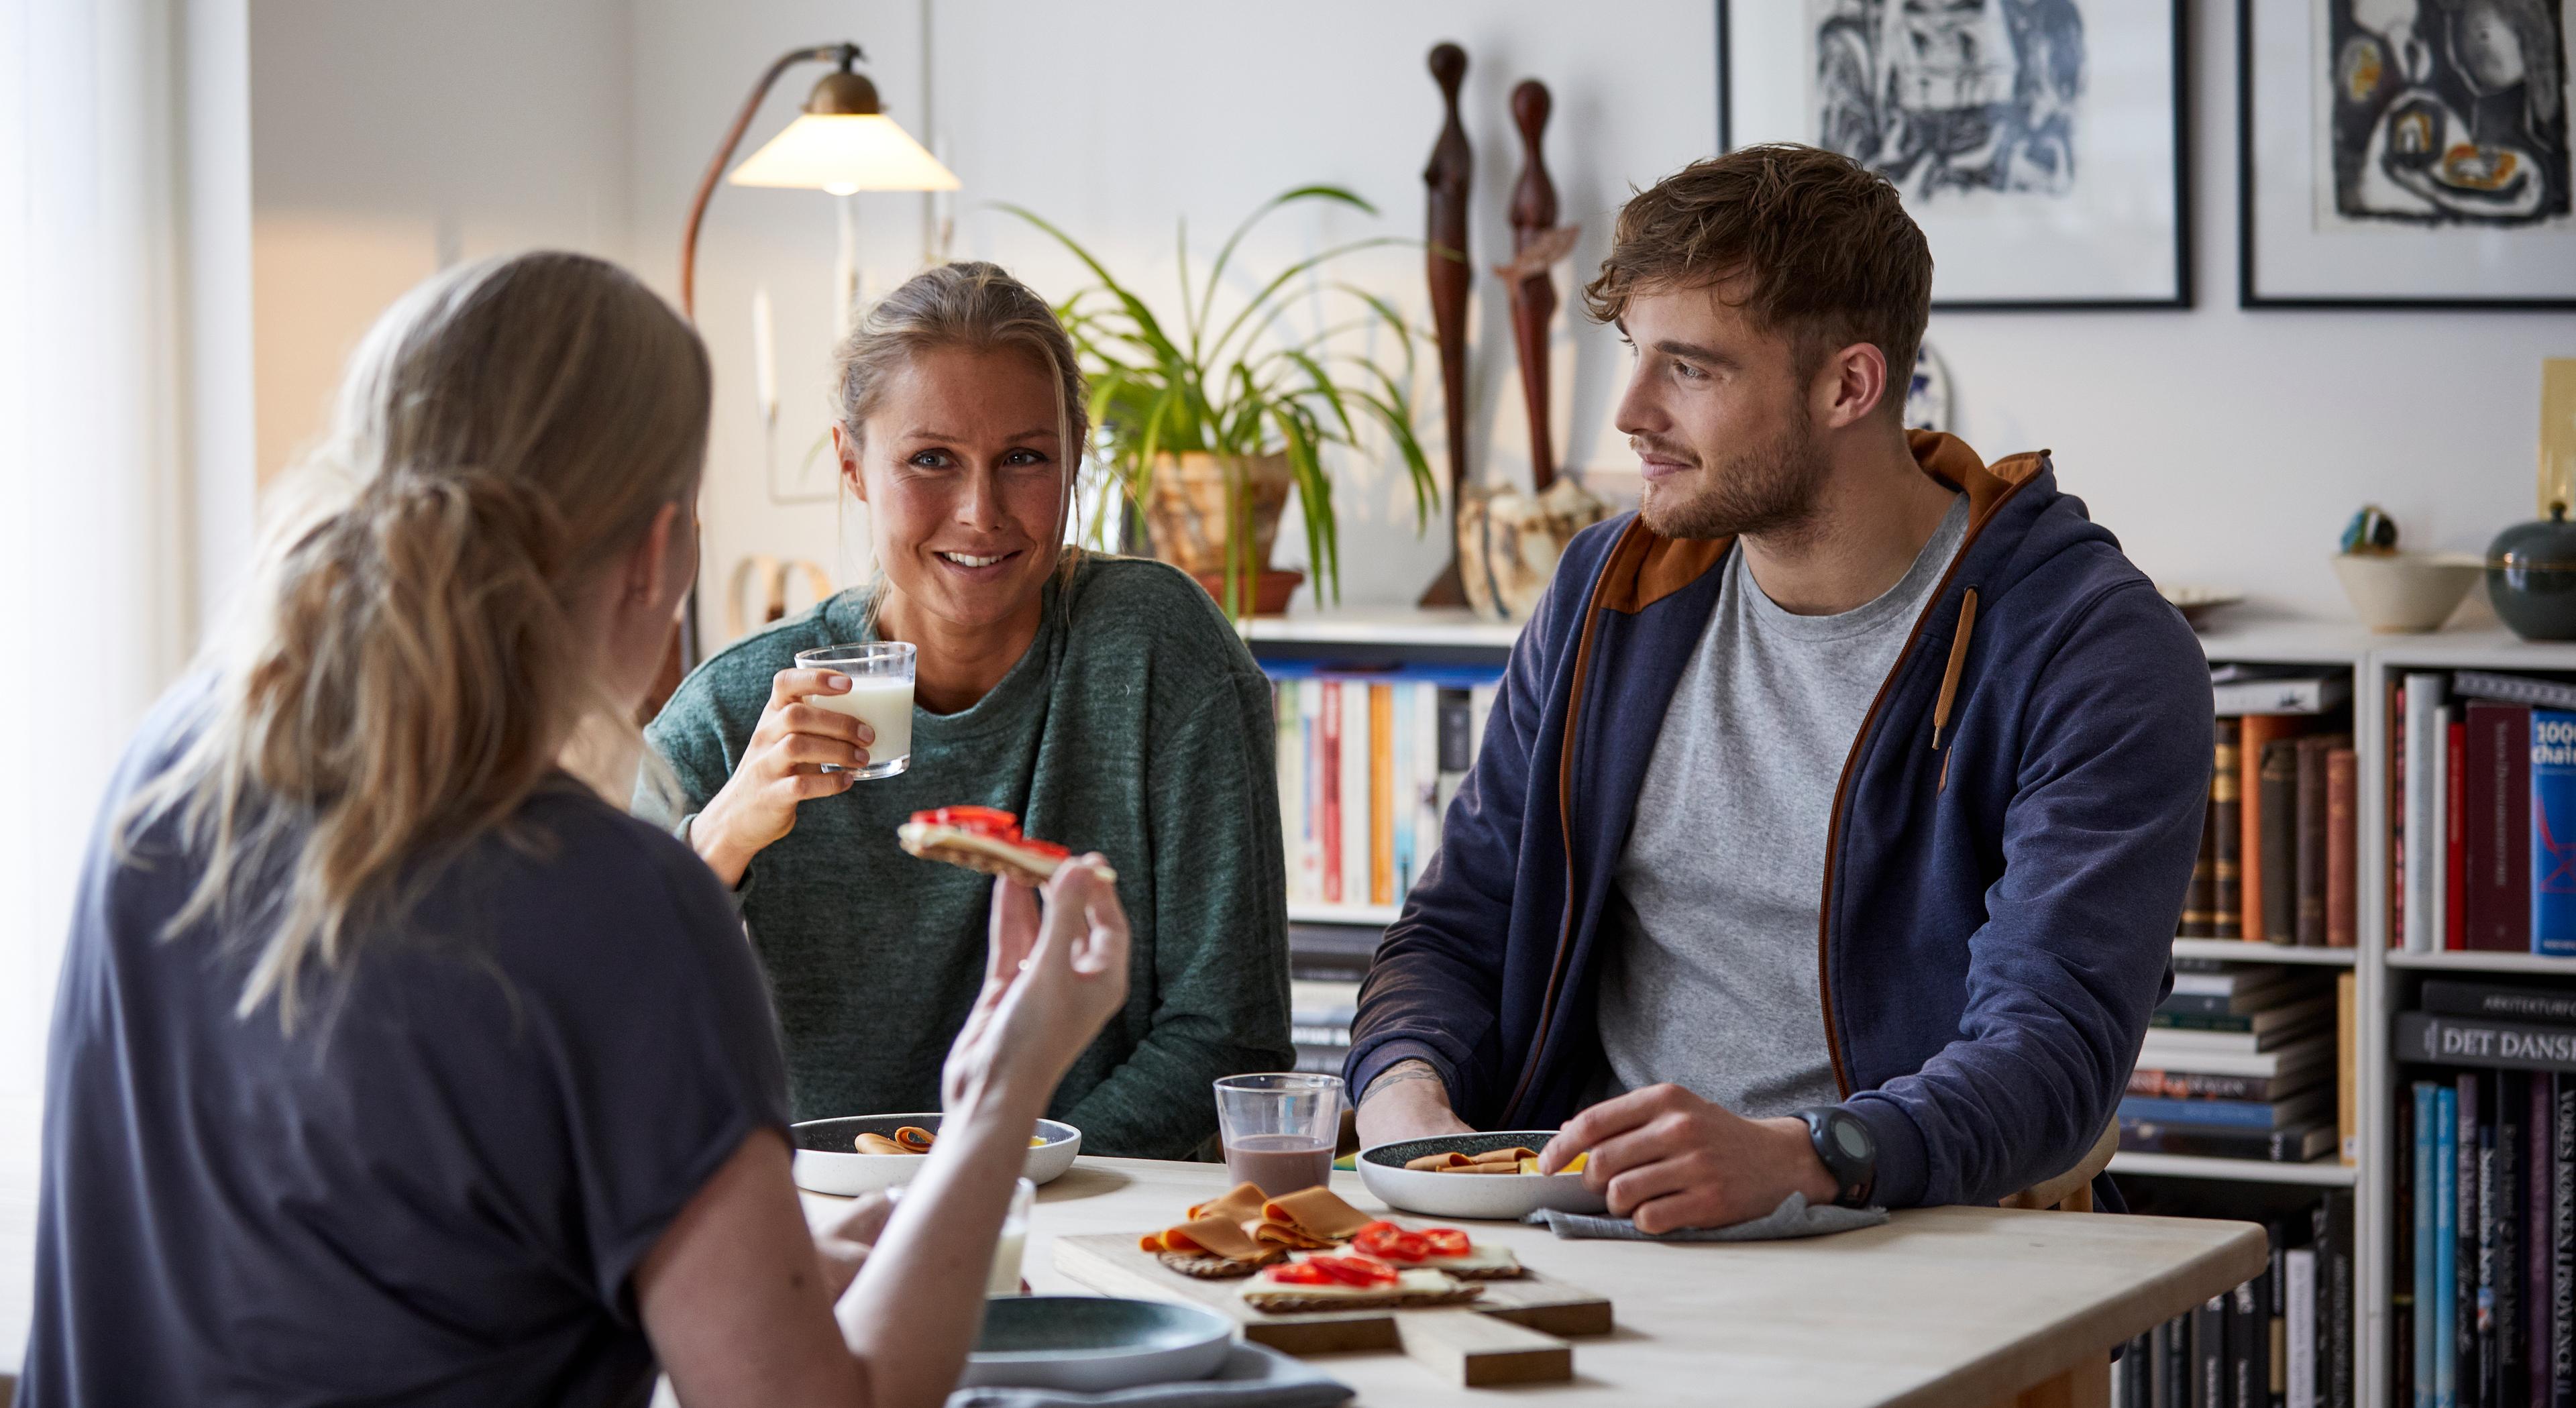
[
  {"x1": 1356, "y1": 1131, "x2": 1608, "y2": 1221},
  {"x1": 2330, "y1": 551, "x2": 2481, "y2": 633},
  {"x1": 960, "y1": 1297, "x2": 1234, "y2": 1392},
  {"x1": 790, "y1": 1114, "x2": 1081, "y2": 1196}
]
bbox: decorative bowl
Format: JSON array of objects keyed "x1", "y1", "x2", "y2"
[
  {"x1": 960, "y1": 1297, "x2": 1235, "y2": 1391},
  {"x1": 2488, "y1": 511, "x2": 2576, "y2": 641},
  {"x1": 789, "y1": 1114, "x2": 1081, "y2": 1197},
  {"x1": 2328, "y1": 552, "x2": 2480, "y2": 633},
  {"x1": 1356, "y1": 1130, "x2": 1607, "y2": 1221}
]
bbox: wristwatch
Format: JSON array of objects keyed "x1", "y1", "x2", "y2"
[{"x1": 1793, "y1": 1105, "x2": 1878, "y2": 1209}]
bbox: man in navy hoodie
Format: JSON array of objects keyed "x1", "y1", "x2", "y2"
[{"x1": 1346, "y1": 144, "x2": 2208, "y2": 1231}]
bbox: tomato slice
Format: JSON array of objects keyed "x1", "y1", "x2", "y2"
[
  {"x1": 1263, "y1": 1261, "x2": 1335, "y2": 1286},
  {"x1": 1352, "y1": 1223, "x2": 1431, "y2": 1263},
  {"x1": 1421, "y1": 1228, "x2": 1472, "y2": 1258},
  {"x1": 919, "y1": 806, "x2": 1021, "y2": 837},
  {"x1": 1016, "y1": 838, "x2": 1071, "y2": 861},
  {"x1": 1307, "y1": 1255, "x2": 1399, "y2": 1287}
]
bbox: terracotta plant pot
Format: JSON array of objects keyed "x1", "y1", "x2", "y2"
[
  {"x1": 1458, "y1": 477, "x2": 1609, "y2": 622},
  {"x1": 1141, "y1": 451, "x2": 1294, "y2": 580},
  {"x1": 1187, "y1": 567, "x2": 1307, "y2": 617}
]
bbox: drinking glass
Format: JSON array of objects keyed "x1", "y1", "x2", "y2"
[
  {"x1": 884, "y1": 1175, "x2": 1034, "y2": 1296},
  {"x1": 792, "y1": 641, "x2": 914, "y2": 778},
  {"x1": 1213, "y1": 1073, "x2": 1344, "y2": 1197}
]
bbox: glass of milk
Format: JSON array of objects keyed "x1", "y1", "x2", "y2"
[
  {"x1": 887, "y1": 1175, "x2": 1031, "y2": 1296},
  {"x1": 792, "y1": 641, "x2": 914, "y2": 779}
]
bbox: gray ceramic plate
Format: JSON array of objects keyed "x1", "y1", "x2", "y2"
[
  {"x1": 790, "y1": 1114, "x2": 1081, "y2": 1196},
  {"x1": 1357, "y1": 1130, "x2": 1608, "y2": 1221},
  {"x1": 959, "y1": 1297, "x2": 1235, "y2": 1391}
]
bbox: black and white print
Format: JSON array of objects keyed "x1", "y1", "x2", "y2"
[
  {"x1": 2320, "y1": 0, "x2": 2571, "y2": 227},
  {"x1": 1811, "y1": 0, "x2": 2088, "y2": 201}
]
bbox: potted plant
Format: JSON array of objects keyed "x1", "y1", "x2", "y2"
[{"x1": 1004, "y1": 187, "x2": 1438, "y2": 616}]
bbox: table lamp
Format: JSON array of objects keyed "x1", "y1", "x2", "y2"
[{"x1": 656, "y1": 42, "x2": 959, "y2": 701}]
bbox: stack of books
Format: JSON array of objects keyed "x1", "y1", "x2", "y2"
[
  {"x1": 2108, "y1": 1191, "x2": 2355, "y2": 1408},
  {"x1": 2392, "y1": 670, "x2": 2576, "y2": 955},
  {"x1": 1269, "y1": 667, "x2": 1500, "y2": 911},
  {"x1": 2388, "y1": 979, "x2": 2576, "y2": 1405},
  {"x1": 2182, "y1": 666, "x2": 2357, "y2": 945},
  {"x1": 2120, "y1": 960, "x2": 2354, "y2": 1164}
]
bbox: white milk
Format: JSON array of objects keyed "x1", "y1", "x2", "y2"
[
  {"x1": 987, "y1": 1224, "x2": 1028, "y2": 1296},
  {"x1": 808, "y1": 675, "x2": 914, "y2": 777}
]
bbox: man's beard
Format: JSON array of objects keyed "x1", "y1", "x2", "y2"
[{"x1": 1634, "y1": 416, "x2": 1829, "y2": 541}]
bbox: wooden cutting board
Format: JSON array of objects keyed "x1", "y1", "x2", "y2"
[{"x1": 1051, "y1": 1233, "x2": 1612, "y2": 1387}]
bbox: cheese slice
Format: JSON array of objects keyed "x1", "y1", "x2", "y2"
[
  {"x1": 1237, "y1": 1266, "x2": 1464, "y2": 1303},
  {"x1": 1187, "y1": 1181, "x2": 1269, "y2": 1225},
  {"x1": 1262, "y1": 1187, "x2": 1374, "y2": 1242},
  {"x1": 1141, "y1": 1215, "x2": 1269, "y2": 1262},
  {"x1": 1425, "y1": 1242, "x2": 1521, "y2": 1275}
]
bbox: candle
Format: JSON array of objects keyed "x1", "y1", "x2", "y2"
[{"x1": 751, "y1": 286, "x2": 777, "y2": 422}]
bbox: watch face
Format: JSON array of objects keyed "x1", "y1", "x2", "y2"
[{"x1": 1833, "y1": 1118, "x2": 1873, "y2": 1160}]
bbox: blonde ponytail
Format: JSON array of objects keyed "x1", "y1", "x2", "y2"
[{"x1": 126, "y1": 252, "x2": 710, "y2": 1029}]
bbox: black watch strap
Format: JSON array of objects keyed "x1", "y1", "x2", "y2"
[{"x1": 1795, "y1": 1105, "x2": 1877, "y2": 1209}]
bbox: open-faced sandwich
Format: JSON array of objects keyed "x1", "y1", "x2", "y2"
[
  {"x1": 1140, "y1": 1182, "x2": 1375, "y2": 1278},
  {"x1": 895, "y1": 806, "x2": 1116, "y2": 886},
  {"x1": 1235, "y1": 1254, "x2": 1483, "y2": 1314}
]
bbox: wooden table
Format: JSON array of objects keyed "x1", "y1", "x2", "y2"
[{"x1": 802, "y1": 1157, "x2": 2266, "y2": 1408}]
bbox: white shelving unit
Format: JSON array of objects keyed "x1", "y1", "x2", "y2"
[
  {"x1": 1254, "y1": 607, "x2": 2576, "y2": 1407},
  {"x1": 1289, "y1": 903, "x2": 1403, "y2": 928}
]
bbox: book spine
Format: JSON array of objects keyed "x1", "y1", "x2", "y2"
[
  {"x1": 2553, "y1": 1074, "x2": 2573, "y2": 1407},
  {"x1": 2396, "y1": 1014, "x2": 2576, "y2": 1075},
  {"x1": 2451, "y1": 717, "x2": 2468, "y2": 951},
  {"x1": 2428, "y1": 981, "x2": 2576, "y2": 1025},
  {"x1": 2299, "y1": 738, "x2": 2330, "y2": 946},
  {"x1": 1275, "y1": 681, "x2": 1305, "y2": 905},
  {"x1": 2500, "y1": 1071, "x2": 2526, "y2": 1407},
  {"x1": 2328, "y1": 1188, "x2": 2354, "y2": 1408},
  {"x1": 1298, "y1": 683, "x2": 1323, "y2": 904},
  {"x1": 2535, "y1": 710, "x2": 2576, "y2": 957},
  {"x1": 2130, "y1": 1069, "x2": 2299, "y2": 1101},
  {"x1": 2288, "y1": 1246, "x2": 2317, "y2": 1408},
  {"x1": 2263, "y1": 740, "x2": 2300, "y2": 946},
  {"x1": 1319, "y1": 680, "x2": 1342, "y2": 906},
  {"x1": 2328, "y1": 747, "x2": 2357, "y2": 946},
  {"x1": 2267, "y1": 1220, "x2": 2288, "y2": 1408},
  {"x1": 2399, "y1": 680, "x2": 2412, "y2": 951},
  {"x1": 2469, "y1": 703, "x2": 2522, "y2": 952},
  {"x1": 2118, "y1": 1095, "x2": 2318, "y2": 1131},
  {"x1": 1368, "y1": 683, "x2": 1394, "y2": 908},
  {"x1": 2216, "y1": 719, "x2": 2245, "y2": 940},
  {"x1": 2441, "y1": 1082, "x2": 2461, "y2": 1408},
  {"x1": 2462, "y1": 670, "x2": 2576, "y2": 713},
  {"x1": 1411, "y1": 682, "x2": 1441, "y2": 877},
  {"x1": 2166, "y1": 1313, "x2": 2189, "y2": 1408},
  {"x1": 1339, "y1": 681, "x2": 1368, "y2": 913},
  {"x1": 1389, "y1": 684, "x2": 1413, "y2": 898},
  {"x1": 2421, "y1": 1082, "x2": 2438, "y2": 1408},
  {"x1": 2118, "y1": 1120, "x2": 2327, "y2": 1162},
  {"x1": 2436, "y1": 706, "x2": 2455, "y2": 950},
  {"x1": 2340, "y1": 970, "x2": 2360, "y2": 1166},
  {"x1": 2534, "y1": 1073, "x2": 2556, "y2": 1408},
  {"x1": 2502, "y1": 704, "x2": 2536, "y2": 953},
  {"x1": 2478, "y1": 1082, "x2": 2497, "y2": 1408},
  {"x1": 2185, "y1": 767, "x2": 2218, "y2": 938},
  {"x1": 2464, "y1": 1075, "x2": 2483, "y2": 1408},
  {"x1": 2410, "y1": 675, "x2": 2445, "y2": 951},
  {"x1": 2201, "y1": 1295, "x2": 2229, "y2": 1408},
  {"x1": 2235, "y1": 1275, "x2": 2260, "y2": 1408}
]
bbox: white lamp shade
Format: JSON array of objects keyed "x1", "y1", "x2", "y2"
[{"x1": 727, "y1": 113, "x2": 960, "y2": 194}]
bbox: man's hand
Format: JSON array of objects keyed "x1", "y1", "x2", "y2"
[
  {"x1": 1354, "y1": 1060, "x2": 1474, "y2": 1148},
  {"x1": 1540, "y1": 1083, "x2": 1839, "y2": 1234}
]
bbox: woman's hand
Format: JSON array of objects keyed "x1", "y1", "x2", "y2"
[
  {"x1": 942, "y1": 860, "x2": 1130, "y2": 1118},
  {"x1": 691, "y1": 668, "x2": 874, "y2": 887}
]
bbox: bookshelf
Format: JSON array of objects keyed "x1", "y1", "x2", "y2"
[{"x1": 1250, "y1": 607, "x2": 2576, "y2": 1407}]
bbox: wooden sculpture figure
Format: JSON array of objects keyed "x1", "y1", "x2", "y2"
[
  {"x1": 1497, "y1": 78, "x2": 1578, "y2": 494},
  {"x1": 1418, "y1": 41, "x2": 1474, "y2": 608}
]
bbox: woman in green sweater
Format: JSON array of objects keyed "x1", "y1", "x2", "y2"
[{"x1": 646, "y1": 262, "x2": 1293, "y2": 1157}]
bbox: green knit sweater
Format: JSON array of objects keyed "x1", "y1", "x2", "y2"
[{"x1": 641, "y1": 556, "x2": 1293, "y2": 1157}]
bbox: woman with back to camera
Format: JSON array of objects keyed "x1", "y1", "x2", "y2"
[
  {"x1": 23, "y1": 251, "x2": 1130, "y2": 1407},
  {"x1": 645, "y1": 262, "x2": 1292, "y2": 1156}
]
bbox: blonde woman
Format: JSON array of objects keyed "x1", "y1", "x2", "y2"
[
  {"x1": 647, "y1": 262, "x2": 1291, "y2": 1158},
  {"x1": 24, "y1": 252, "x2": 1131, "y2": 1407}
]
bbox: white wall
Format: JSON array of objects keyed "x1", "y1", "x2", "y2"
[
  {"x1": 254, "y1": 0, "x2": 2576, "y2": 638},
  {"x1": 250, "y1": 0, "x2": 636, "y2": 484}
]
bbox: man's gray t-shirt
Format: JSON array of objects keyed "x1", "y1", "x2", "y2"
[{"x1": 1594, "y1": 495, "x2": 1969, "y2": 1118}]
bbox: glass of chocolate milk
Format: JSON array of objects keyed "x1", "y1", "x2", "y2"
[{"x1": 1213, "y1": 1073, "x2": 1344, "y2": 1196}]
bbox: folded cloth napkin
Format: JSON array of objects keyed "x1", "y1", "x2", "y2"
[
  {"x1": 945, "y1": 1343, "x2": 1353, "y2": 1408},
  {"x1": 1523, "y1": 1191, "x2": 1888, "y2": 1242}
]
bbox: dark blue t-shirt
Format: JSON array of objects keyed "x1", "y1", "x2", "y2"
[{"x1": 19, "y1": 685, "x2": 792, "y2": 1407}]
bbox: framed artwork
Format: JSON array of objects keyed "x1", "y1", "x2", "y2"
[
  {"x1": 1716, "y1": 0, "x2": 2192, "y2": 309},
  {"x1": 2239, "y1": 0, "x2": 2576, "y2": 308}
]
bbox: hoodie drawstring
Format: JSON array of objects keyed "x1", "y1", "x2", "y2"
[{"x1": 1931, "y1": 587, "x2": 1979, "y2": 792}]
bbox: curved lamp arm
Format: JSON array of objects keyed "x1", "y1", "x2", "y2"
[{"x1": 678, "y1": 42, "x2": 860, "y2": 319}]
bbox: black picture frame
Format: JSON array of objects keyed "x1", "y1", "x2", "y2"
[
  {"x1": 2236, "y1": 0, "x2": 2576, "y2": 311},
  {"x1": 1715, "y1": 0, "x2": 2194, "y2": 311}
]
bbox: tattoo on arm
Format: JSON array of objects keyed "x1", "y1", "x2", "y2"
[{"x1": 1361, "y1": 1060, "x2": 1447, "y2": 1107}]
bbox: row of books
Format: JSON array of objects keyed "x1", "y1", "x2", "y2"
[
  {"x1": 1269, "y1": 667, "x2": 1499, "y2": 911},
  {"x1": 2182, "y1": 666, "x2": 2357, "y2": 944},
  {"x1": 2119, "y1": 961, "x2": 2357, "y2": 1165},
  {"x1": 2108, "y1": 1193, "x2": 2355, "y2": 1408},
  {"x1": 2389, "y1": 979, "x2": 2576, "y2": 1407},
  {"x1": 2393, "y1": 671, "x2": 2576, "y2": 956}
]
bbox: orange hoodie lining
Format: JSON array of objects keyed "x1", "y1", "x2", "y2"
[{"x1": 1499, "y1": 432, "x2": 2043, "y2": 1122}]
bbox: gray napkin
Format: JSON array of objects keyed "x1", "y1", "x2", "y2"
[
  {"x1": 1523, "y1": 1190, "x2": 1887, "y2": 1242},
  {"x1": 945, "y1": 1343, "x2": 1353, "y2": 1408}
]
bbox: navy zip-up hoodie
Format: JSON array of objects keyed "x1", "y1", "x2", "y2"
[{"x1": 1344, "y1": 432, "x2": 2212, "y2": 1211}]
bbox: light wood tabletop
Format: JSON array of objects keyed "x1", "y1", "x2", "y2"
[{"x1": 801, "y1": 1156, "x2": 2268, "y2": 1408}]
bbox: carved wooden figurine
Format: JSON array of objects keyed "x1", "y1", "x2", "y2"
[
  {"x1": 1417, "y1": 41, "x2": 1474, "y2": 608},
  {"x1": 1497, "y1": 78, "x2": 1578, "y2": 494}
]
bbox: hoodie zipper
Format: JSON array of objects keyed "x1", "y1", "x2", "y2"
[{"x1": 1815, "y1": 474, "x2": 2036, "y2": 1097}]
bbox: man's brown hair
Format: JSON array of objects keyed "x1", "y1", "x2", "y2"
[{"x1": 1583, "y1": 144, "x2": 1931, "y2": 417}]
